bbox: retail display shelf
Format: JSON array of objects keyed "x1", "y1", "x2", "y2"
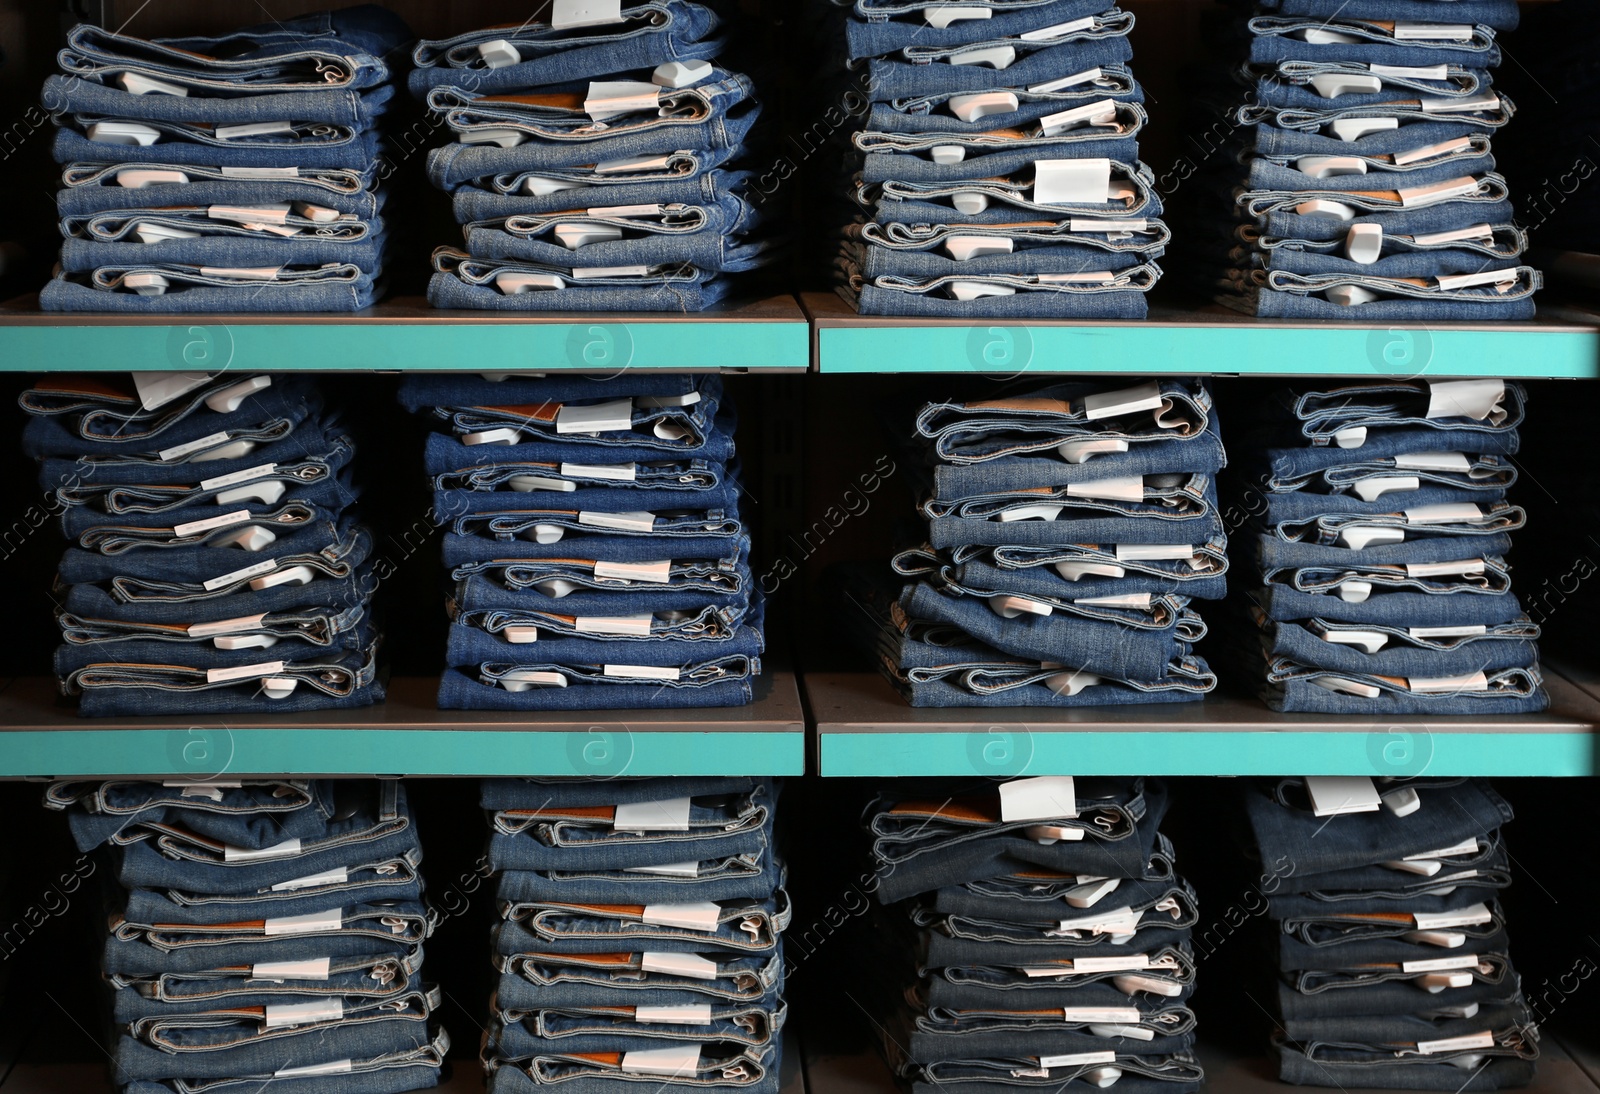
[
  {"x1": 0, "y1": 294, "x2": 810, "y2": 373},
  {"x1": 800, "y1": 1034, "x2": 1600, "y2": 1094},
  {"x1": 806, "y1": 671, "x2": 1600, "y2": 778},
  {"x1": 0, "y1": 672, "x2": 804, "y2": 779},
  {"x1": 803, "y1": 291, "x2": 1600, "y2": 378}
]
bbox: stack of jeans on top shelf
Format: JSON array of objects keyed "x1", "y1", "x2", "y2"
[
  {"x1": 46, "y1": 779, "x2": 446, "y2": 1094},
  {"x1": 1248, "y1": 776, "x2": 1538, "y2": 1089},
  {"x1": 410, "y1": 4, "x2": 771, "y2": 312},
  {"x1": 481, "y1": 777, "x2": 788, "y2": 1094},
  {"x1": 397, "y1": 374, "x2": 762, "y2": 710},
  {"x1": 846, "y1": 379, "x2": 1226, "y2": 707},
  {"x1": 832, "y1": 0, "x2": 1167, "y2": 317},
  {"x1": 21, "y1": 373, "x2": 382, "y2": 716},
  {"x1": 860, "y1": 777, "x2": 1203, "y2": 1094},
  {"x1": 1217, "y1": 0, "x2": 1539, "y2": 319},
  {"x1": 40, "y1": 7, "x2": 408, "y2": 312},
  {"x1": 1236, "y1": 378, "x2": 1546, "y2": 714}
]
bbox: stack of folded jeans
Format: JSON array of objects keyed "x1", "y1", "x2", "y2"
[
  {"x1": 831, "y1": 0, "x2": 1167, "y2": 316},
  {"x1": 1218, "y1": 0, "x2": 1540, "y2": 319},
  {"x1": 847, "y1": 379, "x2": 1226, "y2": 707},
  {"x1": 409, "y1": 4, "x2": 771, "y2": 311},
  {"x1": 861, "y1": 777, "x2": 1203, "y2": 1094},
  {"x1": 45, "y1": 779, "x2": 447, "y2": 1094},
  {"x1": 397, "y1": 374, "x2": 762, "y2": 710},
  {"x1": 1238, "y1": 378, "x2": 1547, "y2": 714},
  {"x1": 39, "y1": 7, "x2": 408, "y2": 312},
  {"x1": 20, "y1": 373, "x2": 382, "y2": 716},
  {"x1": 480, "y1": 777, "x2": 788, "y2": 1094},
  {"x1": 1247, "y1": 776, "x2": 1538, "y2": 1089}
]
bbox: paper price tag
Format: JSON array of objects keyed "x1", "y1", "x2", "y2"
[
  {"x1": 1393, "y1": 23, "x2": 1474, "y2": 41},
  {"x1": 1398, "y1": 178, "x2": 1481, "y2": 208},
  {"x1": 563, "y1": 462, "x2": 636, "y2": 481},
  {"x1": 605, "y1": 664, "x2": 681, "y2": 681},
  {"x1": 626, "y1": 861, "x2": 701, "y2": 878},
  {"x1": 1370, "y1": 63, "x2": 1448, "y2": 81},
  {"x1": 187, "y1": 614, "x2": 268, "y2": 638},
  {"x1": 1392, "y1": 136, "x2": 1474, "y2": 167},
  {"x1": 576, "y1": 615, "x2": 654, "y2": 636},
  {"x1": 174, "y1": 510, "x2": 252, "y2": 538},
  {"x1": 1407, "y1": 838, "x2": 1481, "y2": 861},
  {"x1": 637, "y1": 1004, "x2": 713, "y2": 1025},
  {"x1": 1393, "y1": 452, "x2": 1472, "y2": 472},
  {"x1": 615, "y1": 797, "x2": 692, "y2": 831},
  {"x1": 1038, "y1": 101, "x2": 1118, "y2": 137},
  {"x1": 1414, "y1": 903, "x2": 1492, "y2": 930},
  {"x1": 573, "y1": 265, "x2": 651, "y2": 279},
  {"x1": 1412, "y1": 224, "x2": 1495, "y2": 247},
  {"x1": 203, "y1": 558, "x2": 279, "y2": 591},
  {"x1": 586, "y1": 80, "x2": 662, "y2": 122},
  {"x1": 553, "y1": 0, "x2": 625, "y2": 29},
  {"x1": 1062, "y1": 1007, "x2": 1141, "y2": 1023},
  {"x1": 1082, "y1": 381, "x2": 1162, "y2": 421},
  {"x1": 594, "y1": 559, "x2": 672, "y2": 583},
  {"x1": 1116, "y1": 544, "x2": 1195, "y2": 561},
  {"x1": 1404, "y1": 559, "x2": 1486, "y2": 578},
  {"x1": 199, "y1": 265, "x2": 283, "y2": 281},
  {"x1": 641, "y1": 902, "x2": 722, "y2": 931},
  {"x1": 1418, "y1": 1031, "x2": 1495, "y2": 1055},
  {"x1": 271, "y1": 867, "x2": 349, "y2": 892},
  {"x1": 1407, "y1": 672, "x2": 1489, "y2": 694},
  {"x1": 1072, "y1": 955, "x2": 1152, "y2": 973},
  {"x1": 1075, "y1": 593, "x2": 1152, "y2": 610},
  {"x1": 1024, "y1": 965, "x2": 1072, "y2": 977},
  {"x1": 1405, "y1": 503, "x2": 1484, "y2": 525},
  {"x1": 1421, "y1": 92, "x2": 1500, "y2": 115},
  {"x1": 621, "y1": 1045, "x2": 701, "y2": 1077},
  {"x1": 557, "y1": 398, "x2": 634, "y2": 434},
  {"x1": 222, "y1": 838, "x2": 301, "y2": 863},
  {"x1": 1033, "y1": 158, "x2": 1112, "y2": 203},
  {"x1": 252, "y1": 957, "x2": 331, "y2": 981},
  {"x1": 160, "y1": 430, "x2": 232, "y2": 462},
  {"x1": 134, "y1": 371, "x2": 215, "y2": 411},
  {"x1": 264, "y1": 999, "x2": 343, "y2": 1028},
  {"x1": 1058, "y1": 906, "x2": 1140, "y2": 935},
  {"x1": 1437, "y1": 270, "x2": 1519, "y2": 291},
  {"x1": 275, "y1": 1060, "x2": 352, "y2": 1079},
  {"x1": 263, "y1": 908, "x2": 342, "y2": 936},
  {"x1": 1305, "y1": 775, "x2": 1381, "y2": 816},
  {"x1": 1029, "y1": 67, "x2": 1103, "y2": 94},
  {"x1": 1409, "y1": 625, "x2": 1487, "y2": 639},
  {"x1": 999, "y1": 776, "x2": 1078, "y2": 822},
  {"x1": 200, "y1": 463, "x2": 277, "y2": 492},
  {"x1": 641, "y1": 952, "x2": 718, "y2": 980},
  {"x1": 1020, "y1": 15, "x2": 1095, "y2": 40},
  {"x1": 206, "y1": 661, "x2": 286, "y2": 685},
  {"x1": 208, "y1": 203, "x2": 291, "y2": 226},
  {"x1": 1040, "y1": 1051, "x2": 1118, "y2": 1068},
  {"x1": 579, "y1": 510, "x2": 655, "y2": 532},
  {"x1": 587, "y1": 203, "x2": 664, "y2": 218},
  {"x1": 1066, "y1": 476, "x2": 1144, "y2": 502},
  {"x1": 1070, "y1": 218, "x2": 1148, "y2": 233},
  {"x1": 1403, "y1": 954, "x2": 1481, "y2": 973}
]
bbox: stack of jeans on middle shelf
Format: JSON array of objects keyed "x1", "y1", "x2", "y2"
[
  {"x1": 1213, "y1": 0, "x2": 1540, "y2": 319},
  {"x1": 397, "y1": 374, "x2": 762, "y2": 710},
  {"x1": 830, "y1": 0, "x2": 1168, "y2": 317},
  {"x1": 1234, "y1": 377, "x2": 1547, "y2": 714},
  {"x1": 858, "y1": 777, "x2": 1203, "y2": 1094},
  {"x1": 39, "y1": 7, "x2": 409, "y2": 312},
  {"x1": 480, "y1": 777, "x2": 788, "y2": 1094},
  {"x1": 20, "y1": 373, "x2": 382, "y2": 716},
  {"x1": 44, "y1": 779, "x2": 447, "y2": 1094},
  {"x1": 845, "y1": 378, "x2": 1226, "y2": 707},
  {"x1": 1247, "y1": 776, "x2": 1538, "y2": 1089},
  {"x1": 409, "y1": 5, "x2": 772, "y2": 311}
]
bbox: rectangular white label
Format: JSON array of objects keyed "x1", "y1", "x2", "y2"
[
  {"x1": 206, "y1": 661, "x2": 286, "y2": 685},
  {"x1": 1403, "y1": 954, "x2": 1481, "y2": 973},
  {"x1": 1398, "y1": 178, "x2": 1481, "y2": 208},
  {"x1": 198, "y1": 265, "x2": 283, "y2": 281},
  {"x1": 200, "y1": 463, "x2": 277, "y2": 492},
  {"x1": 1404, "y1": 559, "x2": 1486, "y2": 578},
  {"x1": 1393, "y1": 23, "x2": 1474, "y2": 41},
  {"x1": 1115, "y1": 544, "x2": 1194, "y2": 561},
  {"x1": 577, "y1": 614, "x2": 654, "y2": 636},
  {"x1": 1392, "y1": 136, "x2": 1474, "y2": 167},
  {"x1": 1408, "y1": 838, "x2": 1481, "y2": 861},
  {"x1": 594, "y1": 559, "x2": 673, "y2": 583},
  {"x1": 222, "y1": 837, "x2": 300, "y2": 862},
  {"x1": 1020, "y1": 16, "x2": 1095, "y2": 40},
  {"x1": 1067, "y1": 476, "x2": 1144, "y2": 502},
  {"x1": 174, "y1": 510, "x2": 252, "y2": 538},
  {"x1": 626, "y1": 861, "x2": 701, "y2": 878},
  {"x1": 1421, "y1": 92, "x2": 1500, "y2": 116},
  {"x1": 1028, "y1": 67, "x2": 1102, "y2": 95},
  {"x1": 587, "y1": 203, "x2": 664, "y2": 218},
  {"x1": 1408, "y1": 672, "x2": 1489, "y2": 694},
  {"x1": 579, "y1": 510, "x2": 655, "y2": 532},
  {"x1": 275, "y1": 1060, "x2": 352, "y2": 1079},
  {"x1": 1306, "y1": 775, "x2": 1382, "y2": 816},
  {"x1": 1072, "y1": 955, "x2": 1152, "y2": 973},
  {"x1": 263, "y1": 909, "x2": 342, "y2": 936},
  {"x1": 1083, "y1": 381, "x2": 1162, "y2": 421},
  {"x1": 641, "y1": 952, "x2": 718, "y2": 980},
  {"x1": 621, "y1": 1045, "x2": 701, "y2": 1078},
  {"x1": 1040, "y1": 1051, "x2": 1118, "y2": 1068},
  {"x1": 1024, "y1": 965, "x2": 1071, "y2": 977},
  {"x1": 271, "y1": 866, "x2": 349, "y2": 892},
  {"x1": 1062, "y1": 1007, "x2": 1141, "y2": 1023},
  {"x1": 1409, "y1": 624, "x2": 1488, "y2": 639},
  {"x1": 604, "y1": 664, "x2": 681, "y2": 681},
  {"x1": 1075, "y1": 593, "x2": 1152, "y2": 610},
  {"x1": 615, "y1": 797, "x2": 692, "y2": 832},
  {"x1": 1404, "y1": 504, "x2": 1484, "y2": 524},
  {"x1": 585, "y1": 80, "x2": 661, "y2": 122},
  {"x1": 252, "y1": 957, "x2": 332, "y2": 981},
  {"x1": 641, "y1": 902, "x2": 722, "y2": 932},
  {"x1": 553, "y1": 0, "x2": 626, "y2": 30},
  {"x1": 208, "y1": 203, "x2": 291, "y2": 226},
  {"x1": 1037, "y1": 101, "x2": 1118, "y2": 139},
  {"x1": 1412, "y1": 224, "x2": 1496, "y2": 247},
  {"x1": 1034, "y1": 158, "x2": 1112, "y2": 204},
  {"x1": 187, "y1": 613, "x2": 268, "y2": 638},
  {"x1": 573, "y1": 265, "x2": 652, "y2": 279},
  {"x1": 563, "y1": 462, "x2": 636, "y2": 481},
  {"x1": 1059, "y1": 907, "x2": 1140, "y2": 935},
  {"x1": 160, "y1": 430, "x2": 232, "y2": 461},
  {"x1": 1393, "y1": 452, "x2": 1472, "y2": 472},
  {"x1": 216, "y1": 121, "x2": 295, "y2": 140},
  {"x1": 1418, "y1": 1031, "x2": 1496, "y2": 1055},
  {"x1": 1000, "y1": 776, "x2": 1078, "y2": 822},
  {"x1": 1414, "y1": 903, "x2": 1492, "y2": 930},
  {"x1": 637, "y1": 1004, "x2": 713, "y2": 1025},
  {"x1": 595, "y1": 154, "x2": 676, "y2": 173},
  {"x1": 264, "y1": 999, "x2": 343, "y2": 1028},
  {"x1": 557, "y1": 398, "x2": 634, "y2": 434},
  {"x1": 203, "y1": 557, "x2": 279, "y2": 591},
  {"x1": 220, "y1": 166, "x2": 301, "y2": 179},
  {"x1": 1070, "y1": 218, "x2": 1148, "y2": 233},
  {"x1": 135, "y1": 371, "x2": 214, "y2": 412},
  {"x1": 1437, "y1": 269, "x2": 1519, "y2": 292},
  {"x1": 1370, "y1": 63, "x2": 1449, "y2": 81}
]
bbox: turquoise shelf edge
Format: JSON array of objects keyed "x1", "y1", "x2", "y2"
[
  {"x1": 814, "y1": 324, "x2": 1600, "y2": 377},
  {"x1": 0, "y1": 728, "x2": 804, "y2": 777},
  {"x1": 819, "y1": 731, "x2": 1595, "y2": 777}
]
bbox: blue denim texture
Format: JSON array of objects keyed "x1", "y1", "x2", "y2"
[
  {"x1": 494, "y1": 952, "x2": 781, "y2": 1010},
  {"x1": 57, "y1": 163, "x2": 384, "y2": 218},
  {"x1": 41, "y1": 262, "x2": 379, "y2": 312},
  {"x1": 110, "y1": 950, "x2": 424, "y2": 1019},
  {"x1": 429, "y1": 249, "x2": 732, "y2": 312},
  {"x1": 846, "y1": 0, "x2": 1132, "y2": 60},
  {"x1": 44, "y1": 779, "x2": 335, "y2": 852}
]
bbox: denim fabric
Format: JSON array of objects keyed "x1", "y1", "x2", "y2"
[
  {"x1": 451, "y1": 168, "x2": 756, "y2": 221},
  {"x1": 59, "y1": 518, "x2": 370, "y2": 593},
  {"x1": 57, "y1": 162, "x2": 384, "y2": 219},
  {"x1": 1278, "y1": 896, "x2": 1507, "y2": 948},
  {"x1": 56, "y1": 622, "x2": 375, "y2": 674},
  {"x1": 434, "y1": 147, "x2": 742, "y2": 198},
  {"x1": 65, "y1": 501, "x2": 355, "y2": 555},
  {"x1": 120, "y1": 851, "x2": 426, "y2": 925},
  {"x1": 486, "y1": 1045, "x2": 780, "y2": 1094},
  {"x1": 481, "y1": 776, "x2": 768, "y2": 809},
  {"x1": 44, "y1": 779, "x2": 335, "y2": 852},
  {"x1": 493, "y1": 890, "x2": 789, "y2": 955},
  {"x1": 495, "y1": 951, "x2": 782, "y2": 1009},
  {"x1": 41, "y1": 262, "x2": 379, "y2": 312},
  {"x1": 862, "y1": 36, "x2": 1136, "y2": 101},
  {"x1": 448, "y1": 617, "x2": 761, "y2": 667},
  {"x1": 1247, "y1": 18, "x2": 1502, "y2": 68},
  {"x1": 1262, "y1": 661, "x2": 1548, "y2": 714},
  {"x1": 487, "y1": 1001, "x2": 784, "y2": 1058},
  {"x1": 493, "y1": 848, "x2": 779, "y2": 904},
  {"x1": 60, "y1": 566, "x2": 375, "y2": 626},
  {"x1": 44, "y1": 75, "x2": 398, "y2": 129},
  {"x1": 907, "y1": 1005, "x2": 1196, "y2": 1063},
  {"x1": 430, "y1": 249, "x2": 731, "y2": 312},
  {"x1": 861, "y1": 244, "x2": 1147, "y2": 281},
  {"x1": 1254, "y1": 0, "x2": 1519, "y2": 28},
  {"x1": 66, "y1": 644, "x2": 384, "y2": 716},
  {"x1": 110, "y1": 949, "x2": 424, "y2": 1019},
  {"x1": 1276, "y1": 971, "x2": 1523, "y2": 1022},
  {"x1": 921, "y1": 945, "x2": 1195, "y2": 1009},
  {"x1": 1255, "y1": 616, "x2": 1539, "y2": 678},
  {"x1": 855, "y1": 279, "x2": 1153, "y2": 318},
  {"x1": 845, "y1": 0, "x2": 1133, "y2": 60},
  {"x1": 1278, "y1": 929, "x2": 1508, "y2": 972},
  {"x1": 422, "y1": 427, "x2": 737, "y2": 482},
  {"x1": 856, "y1": 216, "x2": 1168, "y2": 258},
  {"x1": 905, "y1": 1056, "x2": 1203, "y2": 1094},
  {"x1": 51, "y1": 124, "x2": 386, "y2": 172},
  {"x1": 920, "y1": 922, "x2": 1193, "y2": 970},
  {"x1": 59, "y1": 223, "x2": 386, "y2": 274},
  {"x1": 120, "y1": 1035, "x2": 445, "y2": 1094}
]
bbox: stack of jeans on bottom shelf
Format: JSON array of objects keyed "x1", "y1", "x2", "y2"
[
  {"x1": 1215, "y1": 0, "x2": 1539, "y2": 319},
  {"x1": 847, "y1": 378, "x2": 1226, "y2": 707},
  {"x1": 44, "y1": 779, "x2": 446, "y2": 1094},
  {"x1": 1235, "y1": 378, "x2": 1546, "y2": 714},
  {"x1": 831, "y1": 0, "x2": 1168, "y2": 316},
  {"x1": 1247, "y1": 776, "x2": 1538, "y2": 1089},
  {"x1": 860, "y1": 777, "x2": 1202, "y2": 1094},
  {"x1": 20, "y1": 373, "x2": 382, "y2": 716},
  {"x1": 409, "y1": 3, "x2": 771, "y2": 311},
  {"x1": 40, "y1": 7, "x2": 409, "y2": 312},
  {"x1": 480, "y1": 777, "x2": 788, "y2": 1094},
  {"x1": 397, "y1": 374, "x2": 761, "y2": 710}
]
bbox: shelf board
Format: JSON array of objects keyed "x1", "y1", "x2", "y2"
[
  {"x1": 0, "y1": 673, "x2": 804, "y2": 778},
  {"x1": 804, "y1": 291, "x2": 1600, "y2": 378},
  {"x1": 0, "y1": 294, "x2": 810, "y2": 373},
  {"x1": 806, "y1": 671, "x2": 1599, "y2": 777}
]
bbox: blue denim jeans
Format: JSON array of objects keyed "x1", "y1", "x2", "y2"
[
  {"x1": 57, "y1": 162, "x2": 384, "y2": 219},
  {"x1": 485, "y1": 1045, "x2": 780, "y2": 1094},
  {"x1": 120, "y1": 849, "x2": 426, "y2": 925},
  {"x1": 44, "y1": 778, "x2": 336, "y2": 852},
  {"x1": 41, "y1": 262, "x2": 380, "y2": 312},
  {"x1": 495, "y1": 952, "x2": 781, "y2": 1011},
  {"x1": 846, "y1": 0, "x2": 1132, "y2": 60},
  {"x1": 493, "y1": 890, "x2": 789, "y2": 956},
  {"x1": 487, "y1": 1001, "x2": 783, "y2": 1060},
  {"x1": 120, "y1": 1035, "x2": 446, "y2": 1094},
  {"x1": 52, "y1": 123, "x2": 386, "y2": 172},
  {"x1": 861, "y1": 35, "x2": 1135, "y2": 101},
  {"x1": 494, "y1": 848, "x2": 779, "y2": 905},
  {"x1": 59, "y1": 216, "x2": 386, "y2": 274},
  {"x1": 44, "y1": 74, "x2": 397, "y2": 129},
  {"x1": 450, "y1": 167, "x2": 756, "y2": 222},
  {"x1": 110, "y1": 949, "x2": 424, "y2": 1020},
  {"x1": 1254, "y1": 615, "x2": 1539, "y2": 678},
  {"x1": 1253, "y1": 0, "x2": 1519, "y2": 28},
  {"x1": 430, "y1": 248, "x2": 732, "y2": 312},
  {"x1": 1247, "y1": 17, "x2": 1502, "y2": 68}
]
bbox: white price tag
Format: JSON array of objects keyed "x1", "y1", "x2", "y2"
[
  {"x1": 275, "y1": 1060, "x2": 352, "y2": 1079},
  {"x1": 614, "y1": 797, "x2": 692, "y2": 831},
  {"x1": 1082, "y1": 381, "x2": 1162, "y2": 421},
  {"x1": 263, "y1": 909, "x2": 342, "y2": 936},
  {"x1": 1073, "y1": 955, "x2": 1152, "y2": 973},
  {"x1": 604, "y1": 664, "x2": 681, "y2": 681},
  {"x1": 1075, "y1": 593, "x2": 1152, "y2": 610},
  {"x1": 208, "y1": 204, "x2": 291, "y2": 226},
  {"x1": 174, "y1": 510, "x2": 251, "y2": 537},
  {"x1": 1062, "y1": 1007, "x2": 1141, "y2": 1023},
  {"x1": 1413, "y1": 224, "x2": 1495, "y2": 247},
  {"x1": 252, "y1": 957, "x2": 331, "y2": 981},
  {"x1": 198, "y1": 266, "x2": 283, "y2": 281},
  {"x1": 579, "y1": 511, "x2": 655, "y2": 532},
  {"x1": 215, "y1": 121, "x2": 294, "y2": 140},
  {"x1": 621, "y1": 1045, "x2": 701, "y2": 1077},
  {"x1": 999, "y1": 776, "x2": 1078, "y2": 822},
  {"x1": 1437, "y1": 269, "x2": 1519, "y2": 291},
  {"x1": 1029, "y1": 67, "x2": 1103, "y2": 94},
  {"x1": 626, "y1": 861, "x2": 701, "y2": 878},
  {"x1": 587, "y1": 203, "x2": 664, "y2": 218},
  {"x1": 563, "y1": 462, "x2": 636, "y2": 481},
  {"x1": 1393, "y1": 452, "x2": 1472, "y2": 472},
  {"x1": 642, "y1": 902, "x2": 722, "y2": 931},
  {"x1": 641, "y1": 952, "x2": 718, "y2": 980},
  {"x1": 134, "y1": 371, "x2": 214, "y2": 411},
  {"x1": 1398, "y1": 178, "x2": 1481, "y2": 208},
  {"x1": 1408, "y1": 838, "x2": 1481, "y2": 860},
  {"x1": 1409, "y1": 625, "x2": 1487, "y2": 639},
  {"x1": 1404, "y1": 559, "x2": 1486, "y2": 578},
  {"x1": 1370, "y1": 63, "x2": 1448, "y2": 81},
  {"x1": 220, "y1": 166, "x2": 300, "y2": 179},
  {"x1": 1040, "y1": 1051, "x2": 1118, "y2": 1068},
  {"x1": 1020, "y1": 16, "x2": 1095, "y2": 40},
  {"x1": 206, "y1": 661, "x2": 286, "y2": 685},
  {"x1": 576, "y1": 615, "x2": 654, "y2": 636},
  {"x1": 1393, "y1": 23, "x2": 1474, "y2": 41},
  {"x1": 1392, "y1": 136, "x2": 1474, "y2": 167},
  {"x1": 585, "y1": 80, "x2": 662, "y2": 122},
  {"x1": 1404, "y1": 504, "x2": 1484, "y2": 524},
  {"x1": 1070, "y1": 218, "x2": 1148, "y2": 233},
  {"x1": 596, "y1": 154, "x2": 676, "y2": 173},
  {"x1": 1037, "y1": 100, "x2": 1118, "y2": 137},
  {"x1": 573, "y1": 265, "x2": 652, "y2": 279},
  {"x1": 553, "y1": 0, "x2": 625, "y2": 29},
  {"x1": 203, "y1": 558, "x2": 278, "y2": 591},
  {"x1": 271, "y1": 867, "x2": 349, "y2": 892},
  {"x1": 637, "y1": 1004, "x2": 713, "y2": 1025},
  {"x1": 187, "y1": 614, "x2": 268, "y2": 638},
  {"x1": 1059, "y1": 907, "x2": 1140, "y2": 935},
  {"x1": 222, "y1": 837, "x2": 300, "y2": 862},
  {"x1": 1066, "y1": 476, "x2": 1144, "y2": 502},
  {"x1": 264, "y1": 999, "x2": 343, "y2": 1028},
  {"x1": 1033, "y1": 158, "x2": 1112, "y2": 204},
  {"x1": 1414, "y1": 903, "x2": 1492, "y2": 930},
  {"x1": 557, "y1": 398, "x2": 634, "y2": 434},
  {"x1": 1408, "y1": 672, "x2": 1489, "y2": 694},
  {"x1": 1305, "y1": 775, "x2": 1381, "y2": 816},
  {"x1": 1404, "y1": 954, "x2": 1481, "y2": 973},
  {"x1": 160, "y1": 430, "x2": 232, "y2": 461},
  {"x1": 1418, "y1": 1031, "x2": 1495, "y2": 1055},
  {"x1": 594, "y1": 559, "x2": 672, "y2": 583},
  {"x1": 200, "y1": 463, "x2": 277, "y2": 492}
]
